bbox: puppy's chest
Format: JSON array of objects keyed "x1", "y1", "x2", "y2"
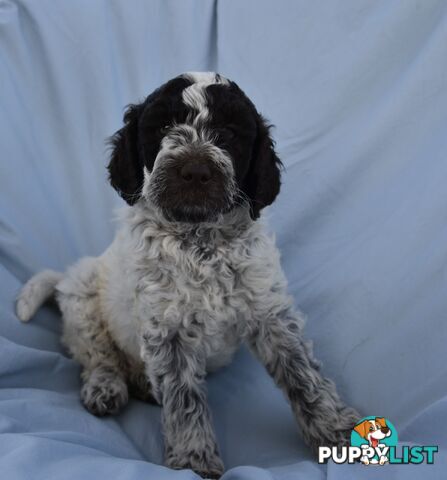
[{"x1": 135, "y1": 235, "x2": 251, "y2": 331}]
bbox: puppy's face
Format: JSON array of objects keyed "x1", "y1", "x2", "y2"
[
  {"x1": 108, "y1": 72, "x2": 281, "y2": 222},
  {"x1": 354, "y1": 418, "x2": 391, "y2": 446}
]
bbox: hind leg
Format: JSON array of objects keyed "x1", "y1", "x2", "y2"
[
  {"x1": 60, "y1": 293, "x2": 129, "y2": 416},
  {"x1": 128, "y1": 367, "x2": 160, "y2": 405},
  {"x1": 80, "y1": 363, "x2": 128, "y2": 416},
  {"x1": 57, "y1": 259, "x2": 129, "y2": 416}
]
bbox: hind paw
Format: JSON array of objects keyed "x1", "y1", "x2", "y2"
[{"x1": 81, "y1": 374, "x2": 128, "y2": 416}]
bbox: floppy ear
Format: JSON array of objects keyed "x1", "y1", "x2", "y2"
[
  {"x1": 244, "y1": 114, "x2": 282, "y2": 219},
  {"x1": 354, "y1": 421, "x2": 369, "y2": 439},
  {"x1": 375, "y1": 417, "x2": 387, "y2": 428},
  {"x1": 108, "y1": 103, "x2": 145, "y2": 204}
]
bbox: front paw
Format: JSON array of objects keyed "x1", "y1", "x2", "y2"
[
  {"x1": 334, "y1": 406, "x2": 362, "y2": 446},
  {"x1": 166, "y1": 449, "x2": 224, "y2": 479},
  {"x1": 306, "y1": 406, "x2": 361, "y2": 453}
]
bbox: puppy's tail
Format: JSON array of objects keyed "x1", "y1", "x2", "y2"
[{"x1": 16, "y1": 270, "x2": 63, "y2": 322}]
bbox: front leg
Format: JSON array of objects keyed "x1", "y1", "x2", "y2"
[
  {"x1": 141, "y1": 329, "x2": 224, "y2": 479},
  {"x1": 248, "y1": 306, "x2": 360, "y2": 454}
]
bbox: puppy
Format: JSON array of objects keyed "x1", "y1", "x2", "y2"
[
  {"x1": 354, "y1": 417, "x2": 391, "y2": 465},
  {"x1": 16, "y1": 72, "x2": 359, "y2": 478}
]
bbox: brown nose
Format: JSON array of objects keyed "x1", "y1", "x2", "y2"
[
  {"x1": 381, "y1": 427, "x2": 390, "y2": 434},
  {"x1": 180, "y1": 163, "x2": 212, "y2": 184}
]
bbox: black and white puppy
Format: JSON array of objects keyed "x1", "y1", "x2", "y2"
[{"x1": 17, "y1": 72, "x2": 359, "y2": 479}]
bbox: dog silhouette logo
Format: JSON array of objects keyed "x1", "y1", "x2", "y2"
[{"x1": 351, "y1": 416, "x2": 398, "y2": 465}]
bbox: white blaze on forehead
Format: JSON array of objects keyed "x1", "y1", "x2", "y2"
[
  {"x1": 141, "y1": 166, "x2": 152, "y2": 199},
  {"x1": 184, "y1": 72, "x2": 228, "y2": 84},
  {"x1": 182, "y1": 72, "x2": 229, "y2": 124}
]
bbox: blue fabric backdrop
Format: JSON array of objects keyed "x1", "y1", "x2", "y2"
[{"x1": 1, "y1": 0, "x2": 446, "y2": 478}]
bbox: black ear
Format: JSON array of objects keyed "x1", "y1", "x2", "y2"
[
  {"x1": 245, "y1": 114, "x2": 282, "y2": 219},
  {"x1": 107, "y1": 103, "x2": 145, "y2": 204}
]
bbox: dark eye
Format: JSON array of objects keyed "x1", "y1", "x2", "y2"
[
  {"x1": 159, "y1": 125, "x2": 170, "y2": 134},
  {"x1": 369, "y1": 426, "x2": 374, "y2": 431},
  {"x1": 218, "y1": 127, "x2": 236, "y2": 140}
]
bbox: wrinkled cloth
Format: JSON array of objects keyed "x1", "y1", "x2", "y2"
[{"x1": 1, "y1": 1, "x2": 446, "y2": 478}]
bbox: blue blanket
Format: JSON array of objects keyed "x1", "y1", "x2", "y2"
[{"x1": 1, "y1": 1, "x2": 446, "y2": 478}]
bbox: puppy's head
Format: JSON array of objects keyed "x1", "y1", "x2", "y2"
[{"x1": 108, "y1": 72, "x2": 281, "y2": 223}]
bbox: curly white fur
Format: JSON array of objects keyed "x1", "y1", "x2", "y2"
[{"x1": 17, "y1": 201, "x2": 359, "y2": 477}]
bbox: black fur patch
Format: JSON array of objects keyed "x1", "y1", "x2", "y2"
[{"x1": 108, "y1": 74, "x2": 282, "y2": 219}]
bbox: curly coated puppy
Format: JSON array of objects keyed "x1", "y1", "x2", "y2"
[{"x1": 17, "y1": 72, "x2": 359, "y2": 478}]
